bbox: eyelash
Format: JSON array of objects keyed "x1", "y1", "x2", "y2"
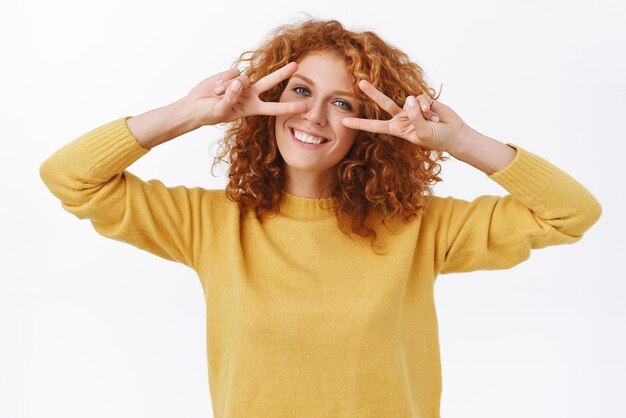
[{"x1": 292, "y1": 86, "x2": 353, "y2": 111}]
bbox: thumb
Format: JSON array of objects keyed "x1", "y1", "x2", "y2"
[
  {"x1": 213, "y1": 78, "x2": 243, "y2": 118},
  {"x1": 404, "y1": 95, "x2": 426, "y2": 124}
]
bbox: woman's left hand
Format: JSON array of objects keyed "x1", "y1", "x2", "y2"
[{"x1": 342, "y1": 80, "x2": 467, "y2": 152}]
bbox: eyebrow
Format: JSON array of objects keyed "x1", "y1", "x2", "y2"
[{"x1": 290, "y1": 74, "x2": 357, "y2": 99}]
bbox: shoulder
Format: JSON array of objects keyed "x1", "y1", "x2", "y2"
[
  {"x1": 201, "y1": 188, "x2": 239, "y2": 210},
  {"x1": 363, "y1": 194, "x2": 449, "y2": 233},
  {"x1": 412, "y1": 194, "x2": 463, "y2": 227},
  {"x1": 418, "y1": 194, "x2": 452, "y2": 218}
]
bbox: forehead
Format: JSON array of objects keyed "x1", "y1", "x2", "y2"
[{"x1": 293, "y1": 51, "x2": 352, "y2": 87}]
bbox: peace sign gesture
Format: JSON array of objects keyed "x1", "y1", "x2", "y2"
[
  {"x1": 186, "y1": 62, "x2": 307, "y2": 127},
  {"x1": 342, "y1": 80, "x2": 467, "y2": 152}
]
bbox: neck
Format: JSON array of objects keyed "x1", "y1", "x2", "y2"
[{"x1": 285, "y1": 167, "x2": 334, "y2": 198}]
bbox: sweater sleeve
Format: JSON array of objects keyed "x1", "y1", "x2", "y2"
[
  {"x1": 437, "y1": 143, "x2": 602, "y2": 275},
  {"x1": 39, "y1": 116, "x2": 206, "y2": 271}
]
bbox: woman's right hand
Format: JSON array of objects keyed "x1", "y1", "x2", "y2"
[{"x1": 186, "y1": 62, "x2": 307, "y2": 127}]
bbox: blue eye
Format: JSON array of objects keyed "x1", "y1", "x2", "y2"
[
  {"x1": 293, "y1": 86, "x2": 310, "y2": 96},
  {"x1": 292, "y1": 86, "x2": 353, "y2": 111},
  {"x1": 334, "y1": 100, "x2": 353, "y2": 111}
]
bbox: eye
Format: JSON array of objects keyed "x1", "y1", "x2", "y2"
[
  {"x1": 293, "y1": 86, "x2": 310, "y2": 96},
  {"x1": 292, "y1": 86, "x2": 353, "y2": 111},
  {"x1": 333, "y1": 100, "x2": 353, "y2": 111}
]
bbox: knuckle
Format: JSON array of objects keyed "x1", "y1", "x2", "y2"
[
  {"x1": 222, "y1": 68, "x2": 236, "y2": 77},
  {"x1": 223, "y1": 89, "x2": 237, "y2": 101},
  {"x1": 222, "y1": 68, "x2": 239, "y2": 80},
  {"x1": 407, "y1": 112, "x2": 420, "y2": 123}
]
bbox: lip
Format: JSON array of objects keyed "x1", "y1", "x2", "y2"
[
  {"x1": 291, "y1": 126, "x2": 331, "y2": 143},
  {"x1": 290, "y1": 127, "x2": 331, "y2": 149}
]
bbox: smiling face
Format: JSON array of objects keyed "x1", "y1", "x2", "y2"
[{"x1": 275, "y1": 50, "x2": 360, "y2": 195}]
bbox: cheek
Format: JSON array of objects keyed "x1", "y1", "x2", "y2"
[
  {"x1": 337, "y1": 124, "x2": 358, "y2": 147},
  {"x1": 275, "y1": 92, "x2": 296, "y2": 134},
  {"x1": 275, "y1": 113, "x2": 288, "y2": 134},
  {"x1": 329, "y1": 113, "x2": 352, "y2": 137}
]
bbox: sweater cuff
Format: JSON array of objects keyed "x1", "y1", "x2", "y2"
[
  {"x1": 82, "y1": 116, "x2": 150, "y2": 180},
  {"x1": 486, "y1": 143, "x2": 561, "y2": 207}
]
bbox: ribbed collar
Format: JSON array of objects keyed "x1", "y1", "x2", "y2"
[{"x1": 278, "y1": 191, "x2": 337, "y2": 220}]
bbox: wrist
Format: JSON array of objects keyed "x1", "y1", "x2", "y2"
[
  {"x1": 171, "y1": 96, "x2": 201, "y2": 132},
  {"x1": 127, "y1": 97, "x2": 199, "y2": 150},
  {"x1": 446, "y1": 123, "x2": 475, "y2": 158},
  {"x1": 443, "y1": 123, "x2": 518, "y2": 175}
]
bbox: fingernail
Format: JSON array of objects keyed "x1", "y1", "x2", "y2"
[
  {"x1": 407, "y1": 96, "x2": 417, "y2": 107},
  {"x1": 422, "y1": 103, "x2": 429, "y2": 111},
  {"x1": 431, "y1": 115, "x2": 440, "y2": 122},
  {"x1": 230, "y1": 79, "x2": 241, "y2": 92}
]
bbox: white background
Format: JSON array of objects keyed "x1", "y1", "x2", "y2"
[{"x1": 1, "y1": 0, "x2": 624, "y2": 417}]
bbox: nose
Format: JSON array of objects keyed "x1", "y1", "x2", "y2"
[{"x1": 302, "y1": 98, "x2": 326, "y2": 126}]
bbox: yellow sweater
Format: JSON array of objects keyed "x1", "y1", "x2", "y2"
[{"x1": 40, "y1": 116, "x2": 602, "y2": 417}]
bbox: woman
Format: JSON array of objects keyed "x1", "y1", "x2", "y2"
[{"x1": 39, "y1": 18, "x2": 602, "y2": 418}]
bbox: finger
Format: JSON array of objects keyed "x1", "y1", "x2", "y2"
[
  {"x1": 215, "y1": 67, "x2": 241, "y2": 85},
  {"x1": 358, "y1": 80, "x2": 402, "y2": 117},
  {"x1": 251, "y1": 62, "x2": 298, "y2": 94},
  {"x1": 213, "y1": 78, "x2": 244, "y2": 114},
  {"x1": 404, "y1": 95, "x2": 428, "y2": 125},
  {"x1": 429, "y1": 99, "x2": 445, "y2": 122},
  {"x1": 215, "y1": 75, "x2": 251, "y2": 95},
  {"x1": 253, "y1": 100, "x2": 307, "y2": 116},
  {"x1": 416, "y1": 94, "x2": 438, "y2": 119},
  {"x1": 342, "y1": 116, "x2": 391, "y2": 135},
  {"x1": 214, "y1": 68, "x2": 242, "y2": 95},
  {"x1": 413, "y1": 94, "x2": 440, "y2": 122},
  {"x1": 416, "y1": 94, "x2": 429, "y2": 111}
]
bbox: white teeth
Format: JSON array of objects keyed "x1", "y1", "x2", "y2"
[{"x1": 293, "y1": 129, "x2": 326, "y2": 145}]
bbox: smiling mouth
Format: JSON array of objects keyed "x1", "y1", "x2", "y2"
[{"x1": 290, "y1": 127, "x2": 330, "y2": 144}]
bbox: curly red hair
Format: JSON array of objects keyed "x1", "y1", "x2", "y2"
[{"x1": 212, "y1": 17, "x2": 447, "y2": 254}]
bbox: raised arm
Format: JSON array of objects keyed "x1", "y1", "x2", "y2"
[
  {"x1": 435, "y1": 141, "x2": 602, "y2": 275},
  {"x1": 39, "y1": 63, "x2": 307, "y2": 269},
  {"x1": 38, "y1": 113, "x2": 206, "y2": 269},
  {"x1": 342, "y1": 81, "x2": 602, "y2": 275}
]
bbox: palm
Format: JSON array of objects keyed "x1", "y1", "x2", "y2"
[
  {"x1": 186, "y1": 62, "x2": 307, "y2": 127},
  {"x1": 342, "y1": 80, "x2": 466, "y2": 152},
  {"x1": 388, "y1": 113, "x2": 440, "y2": 147}
]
